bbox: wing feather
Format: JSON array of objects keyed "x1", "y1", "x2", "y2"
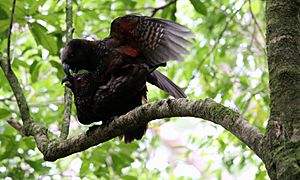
[{"x1": 110, "y1": 14, "x2": 193, "y2": 66}]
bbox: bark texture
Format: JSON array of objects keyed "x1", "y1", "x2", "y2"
[
  {"x1": 60, "y1": 0, "x2": 74, "y2": 140},
  {"x1": 42, "y1": 98, "x2": 263, "y2": 161},
  {"x1": 265, "y1": 0, "x2": 300, "y2": 179}
]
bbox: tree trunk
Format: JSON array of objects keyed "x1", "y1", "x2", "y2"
[{"x1": 265, "y1": 0, "x2": 300, "y2": 179}]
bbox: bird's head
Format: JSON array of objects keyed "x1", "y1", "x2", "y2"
[{"x1": 61, "y1": 39, "x2": 97, "y2": 76}]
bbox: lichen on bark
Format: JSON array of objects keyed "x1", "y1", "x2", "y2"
[{"x1": 265, "y1": 0, "x2": 300, "y2": 179}]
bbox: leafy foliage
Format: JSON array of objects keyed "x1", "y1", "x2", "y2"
[{"x1": 0, "y1": 0, "x2": 268, "y2": 179}]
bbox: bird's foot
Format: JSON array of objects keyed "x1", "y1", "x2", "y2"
[
  {"x1": 86, "y1": 125, "x2": 101, "y2": 137},
  {"x1": 61, "y1": 75, "x2": 73, "y2": 84},
  {"x1": 101, "y1": 117, "x2": 116, "y2": 127}
]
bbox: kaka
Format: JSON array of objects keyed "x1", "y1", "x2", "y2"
[
  {"x1": 61, "y1": 14, "x2": 193, "y2": 142},
  {"x1": 62, "y1": 63, "x2": 152, "y2": 143},
  {"x1": 61, "y1": 14, "x2": 193, "y2": 98}
]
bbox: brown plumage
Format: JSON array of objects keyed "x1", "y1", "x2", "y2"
[
  {"x1": 61, "y1": 14, "x2": 193, "y2": 142},
  {"x1": 63, "y1": 63, "x2": 151, "y2": 143},
  {"x1": 61, "y1": 14, "x2": 193, "y2": 98}
]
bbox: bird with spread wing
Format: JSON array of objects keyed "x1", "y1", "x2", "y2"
[{"x1": 61, "y1": 14, "x2": 193, "y2": 143}]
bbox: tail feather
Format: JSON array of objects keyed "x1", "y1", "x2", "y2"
[
  {"x1": 124, "y1": 124, "x2": 148, "y2": 143},
  {"x1": 147, "y1": 70, "x2": 186, "y2": 98}
]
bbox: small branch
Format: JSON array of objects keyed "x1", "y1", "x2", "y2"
[
  {"x1": 248, "y1": 0, "x2": 265, "y2": 40},
  {"x1": 76, "y1": 1, "x2": 177, "y2": 17},
  {"x1": 6, "y1": 0, "x2": 17, "y2": 69},
  {"x1": 60, "y1": 0, "x2": 74, "y2": 140},
  {"x1": 0, "y1": 95, "x2": 14, "y2": 102},
  {"x1": 7, "y1": 118, "x2": 24, "y2": 134},
  {"x1": 0, "y1": 60, "x2": 33, "y2": 135},
  {"x1": 42, "y1": 98, "x2": 265, "y2": 162},
  {"x1": 150, "y1": 0, "x2": 177, "y2": 17}
]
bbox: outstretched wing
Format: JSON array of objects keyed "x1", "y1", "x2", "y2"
[{"x1": 110, "y1": 14, "x2": 194, "y2": 66}]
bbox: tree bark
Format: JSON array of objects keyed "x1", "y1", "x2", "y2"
[
  {"x1": 60, "y1": 0, "x2": 74, "y2": 140},
  {"x1": 42, "y1": 98, "x2": 264, "y2": 161},
  {"x1": 265, "y1": 0, "x2": 300, "y2": 179}
]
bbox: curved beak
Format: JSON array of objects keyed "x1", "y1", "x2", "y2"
[
  {"x1": 61, "y1": 76, "x2": 73, "y2": 89},
  {"x1": 61, "y1": 76, "x2": 70, "y2": 84},
  {"x1": 62, "y1": 62, "x2": 71, "y2": 76}
]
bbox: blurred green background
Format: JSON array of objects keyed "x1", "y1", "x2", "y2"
[{"x1": 0, "y1": 0, "x2": 268, "y2": 179}]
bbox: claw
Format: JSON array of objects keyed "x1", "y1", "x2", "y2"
[
  {"x1": 86, "y1": 125, "x2": 101, "y2": 137},
  {"x1": 62, "y1": 62, "x2": 71, "y2": 76},
  {"x1": 61, "y1": 75, "x2": 70, "y2": 84},
  {"x1": 61, "y1": 75, "x2": 73, "y2": 89}
]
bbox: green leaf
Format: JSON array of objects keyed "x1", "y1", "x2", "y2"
[
  {"x1": 29, "y1": 22, "x2": 58, "y2": 55},
  {"x1": 80, "y1": 161, "x2": 90, "y2": 176},
  {"x1": 0, "y1": 19, "x2": 9, "y2": 33},
  {"x1": 0, "y1": 108, "x2": 11, "y2": 119},
  {"x1": 25, "y1": 159, "x2": 50, "y2": 173},
  {"x1": 29, "y1": 60, "x2": 42, "y2": 83},
  {"x1": 22, "y1": 137, "x2": 36, "y2": 149},
  {"x1": 0, "y1": 1, "x2": 27, "y2": 21},
  {"x1": 0, "y1": 139, "x2": 18, "y2": 160},
  {"x1": 189, "y1": 0, "x2": 207, "y2": 16},
  {"x1": 12, "y1": 59, "x2": 29, "y2": 69},
  {"x1": 28, "y1": 0, "x2": 47, "y2": 14},
  {"x1": 0, "y1": 6, "x2": 9, "y2": 20},
  {"x1": 122, "y1": 175, "x2": 138, "y2": 180}
]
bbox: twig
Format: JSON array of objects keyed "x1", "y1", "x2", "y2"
[
  {"x1": 76, "y1": 1, "x2": 177, "y2": 17},
  {"x1": 6, "y1": 0, "x2": 16, "y2": 69},
  {"x1": 151, "y1": 0, "x2": 177, "y2": 17},
  {"x1": 248, "y1": 0, "x2": 265, "y2": 40},
  {"x1": 0, "y1": 95, "x2": 14, "y2": 102},
  {"x1": 7, "y1": 118, "x2": 24, "y2": 135},
  {"x1": 240, "y1": 86, "x2": 269, "y2": 114},
  {"x1": 60, "y1": 0, "x2": 74, "y2": 140},
  {"x1": 248, "y1": 0, "x2": 266, "y2": 55}
]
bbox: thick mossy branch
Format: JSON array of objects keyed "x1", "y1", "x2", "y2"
[{"x1": 43, "y1": 98, "x2": 264, "y2": 162}]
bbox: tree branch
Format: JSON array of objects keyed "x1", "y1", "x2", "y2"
[
  {"x1": 7, "y1": 118, "x2": 24, "y2": 134},
  {"x1": 42, "y1": 98, "x2": 264, "y2": 162},
  {"x1": 0, "y1": 59, "x2": 34, "y2": 136},
  {"x1": 150, "y1": 0, "x2": 177, "y2": 17},
  {"x1": 6, "y1": 0, "x2": 16, "y2": 69},
  {"x1": 60, "y1": 0, "x2": 74, "y2": 140},
  {"x1": 248, "y1": 0, "x2": 265, "y2": 40}
]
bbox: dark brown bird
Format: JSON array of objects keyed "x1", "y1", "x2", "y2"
[
  {"x1": 61, "y1": 14, "x2": 193, "y2": 142},
  {"x1": 63, "y1": 63, "x2": 152, "y2": 143},
  {"x1": 61, "y1": 14, "x2": 193, "y2": 98}
]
